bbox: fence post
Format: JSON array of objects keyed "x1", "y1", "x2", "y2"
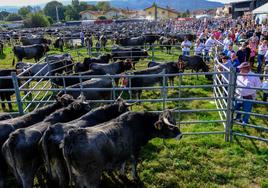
[
  {"x1": 225, "y1": 67, "x2": 236, "y2": 142},
  {"x1": 152, "y1": 44, "x2": 155, "y2": 62},
  {"x1": 11, "y1": 72, "x2": 24, "y2": 115},
  {"x1": 162, "y1": 70, "x2": 166, "y2": 110}
]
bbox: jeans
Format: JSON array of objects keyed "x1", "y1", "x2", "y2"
[
  {"x1": 257, "y1": 54, "x2": 264, "y2": 73},
  {"x1": 81, "y1": 38, "x2": 84, "y2": 47},
  {"x1": 263, "y1": 93, "x2": 268, "y2": 101},
  {"x1": 234, "y1": 100, "x2": 253, "y2": 124},
  {"x1": 183, "y1": 51, "x2": 190, "y2": 56}
]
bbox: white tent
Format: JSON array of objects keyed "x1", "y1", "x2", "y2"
[{"x1": 253, "y1": 3, "x2": 268, "y2": 14}]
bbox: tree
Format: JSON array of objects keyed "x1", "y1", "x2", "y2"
[
  {"x1": 64, "y1": 5, "x2": 78, "y2": 21},
  {"x1": 44, "y1": 1, "x2": 64, "y2": 21},
  {"x1": 5, "y1": 13, "x2": 23, "y2": 21},
  {"x1": 96, "y1": 2, "x2": 111, "y2": 11},
  {"x1": 0, "y1": 11, "x2": 10, "y2": 20},
  {"x1": 186, "y1": 9, "x2": 190, "y2": 16},
  {"x1": 98, "y1": 16, "x2": 107, "y2": 20},
  {"x1": 18, "y1": 6, "x2": 32, "y2": 18},
  {"x1": 23, "y1": 13, "x2": 50, "y2": 28}
]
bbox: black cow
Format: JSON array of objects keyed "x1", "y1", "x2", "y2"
[
  {"x1": 75, "y1": 54, "x2": 112, "y2": 73},
  {"x1": 0, "y1": 94, "x2": 74, "y2": 188},
  {"x1": 148, "y1": 61, "x2": 183, "y2": 85},
  {"x1": 13, "y1": 44, "x2": 50, "y2": 64},
  {"x1": 111, "y1": 46, "x2": 148, "y2": 63},
  {"x1": 159, "y1": 37, "x2": 176, "y2": 54},
  {"x1": 20, "y1": 37, "x2": 51, "y2": 46},
  {"x1": 59, "y1": 77, "x2": 113, "y2": 100},
  {"x1": 123, "y1": 65, "x2": 169, "y2": 99},
  {"x1": 116, "y1": 36, "x2": 145, "y2": 46},
  {"x1": 178, "y1": 55, "x2": 213, "y2": 80},
  {"x1": 2, "y1": 98, "x2": 91, "y2": 188},
  {"x1": 0, "y1": 69, "x2": 17, "y2": 111},
  {"x1": 41, "y1": 99, "x2": 131, "y2": 187},
  {"x1": 54, "y1": 37, "x2": 64, "y2": 52},
  {"x1": 89, "y1": 60, "x2": 133, "y2": 75},
  {"x1": 51, "y1": 69, "x2": 105, "y2": 87},
  {"x1": 143, "y1": 33, "x2": 160, "y2": 45},
  {"x1": 63, "y1": 110, "x2": 181, "y2": 188},
  {"x1": 15, "y1": 54, "x2": 74, "y2": 77}
]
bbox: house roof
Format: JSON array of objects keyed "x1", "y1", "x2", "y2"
[
  {"x1": 252, "y1": 2, "x2": 268, "y2": 14},
  {"x1": 228, "y1": 0, "x2": 252, "y2": 4},
  {"x1": 144, "y1": 5, "x2": 180, "y2": 14},
  {"x1": 79, "y1": 10, "x2": 104, "y2": 16}
]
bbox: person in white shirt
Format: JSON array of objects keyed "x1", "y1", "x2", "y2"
[
  {"x1": 204, "y1": 35, "x2": 216, "y2": 62},
  {"x1": 223, "y1": 34, "x2": 232, "y2": 53},
  {"x1": 181, "y1": 37, "x2": 192, "y2": 56},
  {"x1": 194, "y1": 39, "x2": 204, "y2": 56},
  {"x1": 235, "y1": 62, "x2": 262, "y2": 124},
  {"x1": 257, "y1": 39, "x2": 268, "y2": 73}
]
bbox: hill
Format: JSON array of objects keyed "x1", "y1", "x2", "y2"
[{"x1": 86, "y1": 0, "x2": 223, "y2": 11}]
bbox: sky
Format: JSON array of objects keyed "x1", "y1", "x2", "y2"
[{"x1": 0, "y1": 0, "x2": 232, "y2": 6}]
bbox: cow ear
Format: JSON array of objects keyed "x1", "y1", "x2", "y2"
[{"x1": 154, "y1": 120, "x2": 163, "y2": 130}]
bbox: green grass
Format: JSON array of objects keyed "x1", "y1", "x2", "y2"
[{"x1": 1, "y1": 40, "x2": 268, "y2": 188}]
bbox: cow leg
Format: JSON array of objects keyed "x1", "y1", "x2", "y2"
[
  {"x1": 119, "y1": 162, "x2": 126, "y2": 176},
  {"x1": 6, "y1": 95, "x2": 12, "y2": 111},
  {"x1": 131, "y1": 155, "x2": 139, "y2": 182},
  {"x1": 0, "y1": 94, "x2": 6, "y2": 111}
]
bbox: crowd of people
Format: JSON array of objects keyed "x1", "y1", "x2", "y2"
[{"x1": 178, "y1": 16, "x2": 267, "y2": 124}]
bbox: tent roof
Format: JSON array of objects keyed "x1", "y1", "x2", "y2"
[{"x1": 253, "y1": 3, "x2": 268, "y2": 14}]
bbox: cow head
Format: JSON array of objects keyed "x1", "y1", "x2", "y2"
[
  {"x1": 43, "y1": 44, "x2": 50, "y2": 53},
  {"x1": 122, "y1": 59, "x2": 133, "y2": 71},
  {"x1": 56, "y1": 94, "x2": 75, "y2": 107},
  {"x1": 154, "y1": 110, "x2": 181, "y2": 139}
]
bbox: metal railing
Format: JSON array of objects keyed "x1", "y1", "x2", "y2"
[{"x1": 1, "y1": 46, "x2": 267, "y2": 143}]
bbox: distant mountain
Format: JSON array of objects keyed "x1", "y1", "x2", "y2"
[
  {"x1": 0, "y1": 6, "x2": 19, "y2": 13},
  {"x1": 86, "y1": 0, "x2": 223, "y2": 11}
]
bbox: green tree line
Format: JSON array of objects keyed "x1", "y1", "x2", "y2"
[{"x1": 0, "y1": 0, "x2": 111, "y2": 27}]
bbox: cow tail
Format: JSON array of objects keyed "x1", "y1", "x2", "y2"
[
  {"x1": 40, "y1": 127, "x2": 53, "y2": 178},
  {"x1": 2, "y1": 134, "x2": 22, "y2": 184},
  {"x1": 62, "y1": 128, "x2": 84, "y2": 186}
]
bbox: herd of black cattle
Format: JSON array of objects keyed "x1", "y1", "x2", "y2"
[
  {"x1": 0, "y1": 26, "x2": 211, "y2": 188},
  {"x1": 0, "y1": 28, "x2": 210, "y2": 112},
  {"x1": 0, "y1": 94, "x2": 182, "y2": 188}
]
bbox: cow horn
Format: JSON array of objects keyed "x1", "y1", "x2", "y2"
[
  {"x1": 163, "y1": 117, "x2": 176, "y2": 127},
  {"x1": 78, "y1": 93, "x2": 86, "y2": 102},
  {"x1": 125, "y1": 101, "x2": 138, "y2": 106},
  {"x1": 170, "y1": 107, "x2": 178, "y2": 112},
  {"x1": 117, "y1": 91, "x2": 124, "y2": 100}
]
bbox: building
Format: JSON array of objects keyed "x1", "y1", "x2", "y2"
[
  {"x1": 80, "y1": 10, "x2": 103, "y2": 20},
  {"x1": 144, "y1": 4, "x2": 180, "y2": 21},
  {"x1": 230, "y1": 0, "x2": 268, "y2": 19},
  {"x1": 80, "y1": 9, "x2": 144, "y2": 20}
]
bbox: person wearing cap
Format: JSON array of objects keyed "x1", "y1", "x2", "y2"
[{"x1": 235, "y1": 62, "x2": 262, "y2": 124}]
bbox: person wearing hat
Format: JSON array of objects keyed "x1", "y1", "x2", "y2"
[{"x1": 235, "y1": 62, "x2": 262, "y2": 124}]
